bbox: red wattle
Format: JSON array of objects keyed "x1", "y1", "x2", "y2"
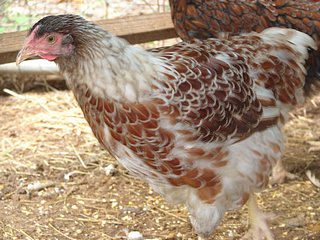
[{"x1": 41, "y1": 54, "x2": 58, "y2": 61}]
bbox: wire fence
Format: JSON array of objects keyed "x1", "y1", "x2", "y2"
[{"x1": 0, "y1": 0, "x2": 170, "y2": 34}]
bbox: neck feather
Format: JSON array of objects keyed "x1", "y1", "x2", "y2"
[{"x1": 57, "y1": 29, "x2": 164, "y2": 102}]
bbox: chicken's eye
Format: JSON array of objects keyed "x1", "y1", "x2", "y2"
[{"x1": 47, "y1": 35, "x2": 56, "y2": 44}]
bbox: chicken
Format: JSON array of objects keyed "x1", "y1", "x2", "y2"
[
  {"x1": 169, "y1": 0, "x2": 320, "y2": 183},
  {"x1": 16, "y1": 14, "x2": 316, "y2": 239}
]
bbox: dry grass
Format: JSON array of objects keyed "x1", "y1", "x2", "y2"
[{"x1": 0, "y1": 88, "x2": 319, "y2": 240}]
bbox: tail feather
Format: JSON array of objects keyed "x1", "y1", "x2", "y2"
[
  {"x1": 260, "y1": 27, "x2": 316, "y2": 59},
  {"x1": 304, "y1": 49, "x2": 320, "y2": 97},
  {"x1": 260, "y1": 27, "x2": 319, "y2": 97}
]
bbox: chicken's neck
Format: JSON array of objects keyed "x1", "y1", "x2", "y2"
[{"x1": 57, "y1": 31, "x2": 164, "y2": 102}]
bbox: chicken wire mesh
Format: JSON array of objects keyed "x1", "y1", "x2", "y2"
[{"x1": 0, "y1": 0, "x2": 170, "y2": 33}]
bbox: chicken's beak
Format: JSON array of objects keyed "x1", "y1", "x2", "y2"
[{"x1": 16, "y1": 46, "x2": 38, "y2": 65}]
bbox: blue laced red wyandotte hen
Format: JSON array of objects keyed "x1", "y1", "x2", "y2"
[
  {"x1": 16, "y1": 14, "x2": 317, "y2": 239},
  {"x1": 169, "y1": 0, "x2": 320, "y2": 184}
]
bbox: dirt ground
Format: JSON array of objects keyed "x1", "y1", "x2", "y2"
[{"x1": 0, "y1": 87, "x2": 319, "y2": 240}]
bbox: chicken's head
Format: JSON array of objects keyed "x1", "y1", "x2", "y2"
[{"x1": 16, "y1": 15, "x2": 77, "y2": 64}]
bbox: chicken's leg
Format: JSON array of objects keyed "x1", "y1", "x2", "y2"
[
  {"x1": 241, "y1": 194, "x2": 274, "y2": 240},
  {"x1": 271, "y1": 159, "x2": 297, "y2": 184}
]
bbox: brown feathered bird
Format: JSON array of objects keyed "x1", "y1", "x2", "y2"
[
  {"x1": 17, "y1": 15, "x2": 316, "y2": 239},
  {"x1": 169, "y1": 0, "x2": 320, "y2": 183},
  {"x1": 169, "y1": 0, "x2": 320, "y2": 42}
]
